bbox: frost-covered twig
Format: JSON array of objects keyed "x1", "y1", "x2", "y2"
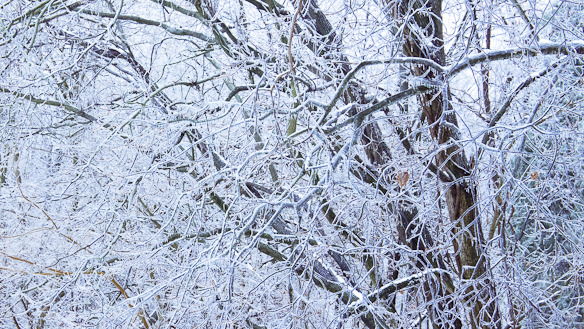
[{"x1": 448, "y1": 41, "x2": 584, "y2": 77}]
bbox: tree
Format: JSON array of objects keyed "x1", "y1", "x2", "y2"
[{"x1": 1, "y1": 0, "x2": 583, "y2": 328}]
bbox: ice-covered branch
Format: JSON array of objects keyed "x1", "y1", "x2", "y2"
[
  {"x1": 366, "y1": 268, "x2": 445, "y2": 304},
  {"x1": 320, "y1": 58, "x2": 445, "y2": 125},
  {"x1": 487, "y1": 60, "x2": 562, "y2": 130},
  {"x1": 448, "y1": 41, "x2": 584, "y2": 77},
  {"x1": 323, "y1": 84, "x2": 434, "y2": 133},
  {"x1": 0, "y1": 87, "x2": 98, "y2": 122},
  {"x1": 73, "y1": 8, "x2": 215, "y2": 43}
]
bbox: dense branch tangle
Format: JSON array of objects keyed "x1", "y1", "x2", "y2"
[{"x1": 1, "y1": 0, "x2": 583, "y2": 328}]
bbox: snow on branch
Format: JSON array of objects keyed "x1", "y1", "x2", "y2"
[
  {"x1": 448, "y1": 41, "x2": 584, "y2": 77},
  {"x1": 73, "y1": 8, "x2": 215, "y2": 43},
  {"x1": 365, "y1": 268, "x2": 445, "y2": 304}
]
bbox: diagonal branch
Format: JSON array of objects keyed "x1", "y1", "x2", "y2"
[
  {"x1": 323, "y1": 84, "x2": 434, "y2": 133},
  {"x1": 480, "y1": 60, "x2": 562, "y2": 147},
  {"x1": 73, "y1": 8, "x2": 215, "y2": 43},
  {"x1": 448, "y1": 41, "x2": 584, "y2": 77},
  {"x1": 320, "y1": 59, "x2": 444, "y2": 125},
  {"x1": 0, "y1": 87, "x2": 98, "y2": 122}
]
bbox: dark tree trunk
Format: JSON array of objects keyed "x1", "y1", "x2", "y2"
[{"x1": 394, "y1": 0, "x2": 501, "y2": 327}]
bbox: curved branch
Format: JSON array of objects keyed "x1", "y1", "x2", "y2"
[
  {"x1": 323, "y1": 84, "x2": 434, "y2": 133},
  {"x1": 489, "y1": 61, "x2": 561, "y2": 128},
  {"x1": 320, "y1": 58, "x2": 445, "y2": 125},
  {"x1": 509, "y1": 0, "x2": 536, "y2": 38},
  {"x1": 226, "y1": 85, "x2": 256, "y2": 101},
  {"x1": 480, "y1": 60, "x2": 562, "y2": 146},
  {"x1": 366, "y1": 268, "x2": 444, "y2": 303},
  {"x1": 0, "y1": 87, "x2": 98, "y2": 122},
  {"x1": 448, "y1": 41, "x2": 584, "y2": 77},
  {"x1": 73, "y1": 8, "x2": 215, "y2": 43},
  {"x1": 149, "y1": 0, "x2": 208, "y2": 25}
]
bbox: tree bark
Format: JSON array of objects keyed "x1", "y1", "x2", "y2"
[{"x1": 394, "y1": 0, "x2": 501, "y2": 327}]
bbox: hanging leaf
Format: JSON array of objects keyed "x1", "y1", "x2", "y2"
[{"x1": 397, "y1": 171, "x2": 409, "y2": 188}]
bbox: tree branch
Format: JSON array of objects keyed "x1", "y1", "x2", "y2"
[
  {"x1": 480, "y1": 60, "x2": 562, "y2": 146},
  {"x1": 0, "y1": 87, "x2": 97, "y2": 122},
  {"x1": 320, "y1": 58, "x2": 445, "y2": 125},
  {"x1": 448, "y1": 41, "x2": 584, "y2": 77},
  {"x1": 323, "y1": 84, "x2": 434, "y2": 133},
  {"x1": 73, "y1": 8, "x2": 215, "y2": 43}
]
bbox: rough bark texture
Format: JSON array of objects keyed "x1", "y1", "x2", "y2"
[{"x1": 394, "y1": 0, "x2": 501, "y2": 327}]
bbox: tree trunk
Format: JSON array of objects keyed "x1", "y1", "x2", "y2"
[{"x1": 395, "y1": 0, "x2": 501, "y2": 327}]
